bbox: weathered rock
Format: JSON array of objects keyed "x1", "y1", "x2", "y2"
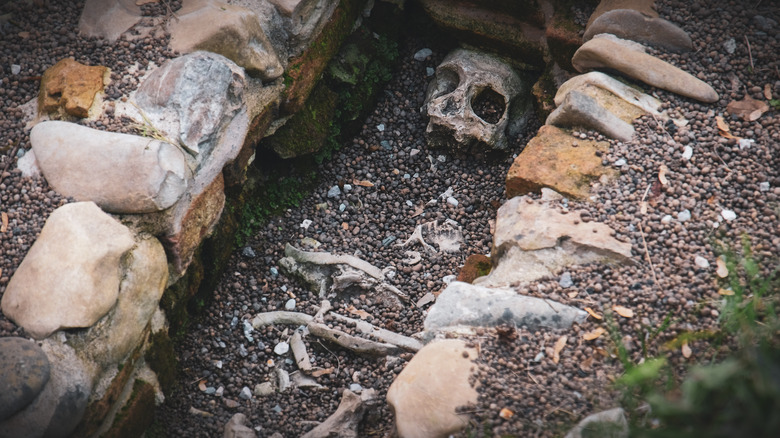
[
  {"x1": 387, "y1": 340, "x2": 478, "y2": 438},
  {"x1": 132, "y1": 51, "x2": 246, "y2": 159},
  {"x1": 424, "y1": 282, "x2": 588, "y2": 334},
  {"x1": 506, "y1": 125, "x2": 615, "y2": 200},
  {"x1": 38, "y1": 58, "x2": 108, "y2": 119},
  {"x1": 78, "y1": 0, "x2": 143, "y2": 42},
  {"x1": 565, "y1": 407, "x2": 629, "y2": 438},
  {"x1": 587, "y1": 0, "x2": 658, "y2": 28},
  {"x1": 98, "y1": 379, "x2": 156, "y2": 438},
  {"x1": 554, "y1": 71, "x2": 663, "y2": 119},
  {"x1": 584, "y1": 9, "x2": 693, "y2": 52},
  {"x1": 0, "y1": 338, "x2": 50, "y2": 421},
  {"x1": 168, "y1": 0, "x2": 283, "y2": 81},
  {"x1": 15, "y1": 149, "x2": 41, "y2": 179},
  {"x1": 1, "y1": 202, "x2": 135, "y2": 340},
  {"x1": 477, "y1": 196, "x2": 633, "y2": 287},
  {"x1": 572, "y1": 34, "x2": 719, "y2": 103},
  {"x1": 546, "y1": 90, "x2": 635, "y2": 141},
  {"x1": 268, "y1": 0, "x2": 339, "y2": 57},
  {"x1": 30, "y1": 121, "x2": 189, "y2": 214},
  {"x1": 424, "y1": 48, "x2": 530, "y2": 153},
  {"x1": 224, "y1": 413, "x2": 257, "y2": 438},
  {"x1": 0, "y1": 339, "x2": 96, "y2": 438},
  {"x1": 546, "y1": 12, "x2": 584, "y2": 72}
]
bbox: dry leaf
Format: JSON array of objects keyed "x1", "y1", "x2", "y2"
[
  {"x1": 727, "y1": 95, "x2": 769, "y2": 121},
  {"x1": 658, "y1": 164, "x2": 669, "y2": 185},
  {"x1": 716, "y1": 258, "x2": 729, "y2": 278},
  {"x1": 410, "y1": 205, "x2": 425, "y2": 218},
  {"x1": 718, "y1": 288, "x2": 734, "y2": 296},
  {"x1": 1, "y1": 212, "x2": 7, "y2": 233},
  {"x1": 682, "y1": 342, "x2": 692, "y2": 358},
  {"x1": 584, "y1": 307, "x2": 603, "y2": 320},
  {"x1": 583, "y1": 327, "x2": 606, "y2": 341},
  {"x1": 612, "y1": 305, "x2": 634, "y2": 318},
  {"x1": 347, "y1": 305, "x2": 371, "y2": 320},
  {"x1": 341, "y1": 222, "x2": 349, "y2": 231},
  {"x1": 640, "y1": 201, "x2": 648, "y2": 215},
  {"x1": 716, "y1": 116, "x2": 730, "y2": 132},
  {"x1": 706, "y1": 196, "x2": 717, "y2": 205},
  {"x1": 311, "y1": 368, "x2": 334, "y2": 377},
  {"x1": 198, "y1": 380, "x2": 207, "y2": 391},
  {"x1": 580, "y1": 355, "x2": 594, "y2": 371},
  {"x1": 352, "y1": 179, "x2": 374, "y2": 187},
  {"x1": 552, "y1": 335, "x2": 568, "y2": 364},
  {"x1": 499, "y1": 408, "x2": 514, "y2": 419},
  {"x1": 567, "y1": 291, "x2": 579, "y2": 298},
  {"x1": 764, "y1": 84, "x2": 772, "y2": 100}
]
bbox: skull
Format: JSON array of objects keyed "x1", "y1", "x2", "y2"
[{"x1": 423, "y1": 49, "x2": 529, "y2": 153}]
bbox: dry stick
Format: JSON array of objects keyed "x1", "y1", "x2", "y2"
[
  {"x1": 316, "y1": 340, "x2": 341, "y2": 379},
  {"x1": 638, "y1": 220, "x2": 659, "y2": 288},
  {"x1": 745, "y1": 35, "x2": 754, "y2": 71}
]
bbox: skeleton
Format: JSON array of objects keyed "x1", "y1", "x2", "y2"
[{"x1": 423, "y1": 48, "x2": 530, "y2": 153}]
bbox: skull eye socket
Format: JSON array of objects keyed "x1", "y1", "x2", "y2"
[
  {"x1": 471, "y1": 87, "x2": 505, "y2": 125},
  {"x1": 430, "y1": 67, "x2": 459, "y2": 99}
]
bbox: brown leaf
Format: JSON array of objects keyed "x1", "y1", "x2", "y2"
[
  {"x1": 716, "y1": 258, "x2": 729, "y2": 278},
  {"x1": 410, "y1": 205, "x2": 424, "y2": 218},
  {"x1": 706, "y1": 195, "x2": 717, "y2": 205},
  {"x1": 584, "y1": 307, "x2": 603, "y2": 320},
  {"x1": 682, "y1": 342, "x2": 692, "y2": 358},
  {"x1": 499, "y1": 407, "x2": 514, "y2": 419},
  {"x1": 311, "y1": 368, "x2": 334, "y2": 377},
  {"x1": 341, "y1": 222, "x2": 349, "y2": 231},
  {"x1": 612, "y1": 305, "x2": 634, "y2": 318},
  {"x1": 658, "y1": 164, "x2": 669, "y2": 185},
  {"x1": 352, "y1": 179, "x2": 374, "y2": 187},
  {"x1": 583, "y1": 327, "x2": 606, "y2": 341},
  {"x1": 764, "y1": 84, "x2": 773, "y2": 100},
  {"x1": 727, "y1": 95, "x2": 769, "y2": 121},
  {"x1": 580, "y1": 355, "x2": 594, "y2": 371},
  {"x1": 552, "y1": 335, "x2": 567, "y2": 364},
  {"x1": 716, "y1": 116, "x2": 730, "y2": 133},
  {"x1": 718, "y1": 288, "x2": 734, "y2": 296},
  {"x1": 495, "y1": 324, "x2": 518, "y2": 343},
  {"x1": 198, "y1": 380, "x2": 207, "y2": 391},
  {"x1": 347, "y1": 305, "x2": 371, "y2": 320},
  {"x1": 0, "y1": 212, "x2": 7, "y2": 233}
]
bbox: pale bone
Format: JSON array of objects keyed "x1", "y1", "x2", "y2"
[
  {"x1": 301, "y1": 389, "x2": 379, "y2": 438},
  {"x1": 395, "y1": 220, "x2": 464, "y2": 254},
  {"x1": 276, "y1": 367, "x2": 291, "y2": 392},
  {"x1": 328, "y1": 312, "x2": 423, "y2": 352},
  {"x1": 402, "y1": 250, "x2": 422, "y2": 265},
  {"x1": 307, "y1": 322, "x2": 400, "y2": 356},
  {"x1": 251, "y1": 311, "x2": 313, "y2": 329},
  {"x1": 290, "y1": 330, "x2": 312, "y2": 372}
]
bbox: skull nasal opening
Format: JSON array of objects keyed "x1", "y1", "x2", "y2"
[{"x1": 471, "y1": 87, "x2": 505, "y2": 124}]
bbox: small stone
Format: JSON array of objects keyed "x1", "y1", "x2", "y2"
[
  {"x1": 721, "y1": 209, "x2": 737, "y2": 221},
  {"x1": 239, "y1": 386, "x2": 252, "y2": 400},
  {"x1": 274, "y1": 342, "x2": 289, "y2": 355},
  {"x1": 254, "y1": 382, "x2": 275, "y2": 397},
  {"x1": 677, "y1": 209, "x2": 691, "y2": 222},
  {"x1": 376, "y1": 124, "x2": 385, "y2": 131},
  {"x1": 723, "y1": 38, "x2": 736, "y2": 54},
  {"x1": 759, "y1": 182, "x2": 770, "y2": 192},
  {"x1": 410, "y1": 149, "x2": 420, "y2": 157},
  {"x1": 339, "y1": 203, "x2": 346, "y2": 212},
  {"x1": 414, "y1": 48, "x2": 432, "y2": 61},
  {"x1": 216, "y1": 386, "x2": 224, "y2": 397},
  {"x1": 446, "y1": 197, "x2": 459, "y2": 207},
  {"x1": 661, "y1": 215, "x2": 672, "y2": 224},
  {"x1": 382, "y1": 236, "x2": 397, "y2": 246},
  {"x1": 300, "y1": 219, "x2": 312, "y2": 230},
  {"x1": 614, "y1": 158, "x2": 626, "y2": 166},
  {"x1": 738, "y1": 138, "x2": 754, "y2": 150},
  {"x1": 534, "y1": 352, "x2": 545, "y2": 362},
  {"x1": 242, "y1": 246, "x2": 256, "y2": 258},
  {"x1": 224, "y1": 399, "x2": 240, "y2": 408},
  {"x1": 270, "y1": 267, "x2": 279, "y2": 276},
  {"x1": 343, "y1": 184, "x2": 352, "y2": 192},
  {"x1": 559, "y1": 272, "x2": 574, "y2": 288},
  {"x1": 11, "y1": 64, "x2": 21, "y2": 75},
  {"x1": 327, "y1": 185, "x2": 341, "y2": 198},
  {"x1": 349, "y1": 383, "x2": 363, "y2": 393},
  {"x1": 682, "y1": 146, "x2": 693, "y2": 160},
  {"x1": 205, "y1": 386, "x2": 216, "y2": 395},
  {"x1": 285, "y1": 299, "x2": 296, "y2": 310},
  {"x1": 694, "y1": 256, "x2": 710, "y2": 269},
  {"x1": 426, "y1": 67, "x2": 435, "y2": 76}
]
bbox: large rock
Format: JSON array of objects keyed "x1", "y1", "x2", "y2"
[
  {"x1": 38, "y1": 58, "x2": 108, "y2": 119},
  {"x1": 1, "y1": 202, "x2": 135, "y2": 340},
  {"x1": 424, "y1": 282, "x2": 587, "y2": 334},
  {"x1": 546, "y1": 90, "x2": 635, "y2": 141},
  {"x1": 587, "y1": 0, "x2": 658, "y2": 27},
  {"x1": 506, "y1": 125, "x2": 615, "y2": 200},
  {"x1": 30, "y1": 121, "x2": 189, "y2": 214},
  {"x1": 0, "y1": 338, "x2": 50, "y2": 421},
  {"x1": 584, "y1": 9, "x2": 693, "y2": 52},
  {"x1": 78, "y1": 0, "x2": 143, "y2": 42},
  {"x1": 168, "y1": 0, "x2": 283, "y2": 81},
  {"x1": 132, "y1": 51, "x2": 246, "y2": 159},
  {"x1": 478, "y1": 196, "x2": 633, "y2": 287},
  {"x1": 0, "y1": 339, "x2": 96, "y2": 438},
  {"x1": 267, "y1": 0, "x2": 339, "y2": 57},
  {"x1": 572, "y1": 34, "x2": 718, "y2": 103},
  {"x1": 387, "y1": 340, "x2": 478, "y2": 438},
  {"x1": 554, "y1": 71, "x2": 663, "y2": 118}
]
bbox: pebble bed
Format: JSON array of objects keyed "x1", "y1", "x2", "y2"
[{"x1": 0, "y1": 0, "x2": 778, "y2": 436}]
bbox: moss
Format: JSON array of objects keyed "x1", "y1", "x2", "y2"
[
  {"x1": 265, "y1": 84, "x2": 339, "y2": 159},
  {"x1": 145, "y1": 331, "x2": 177, "y2": 397},
  {"x1": 101, "y1": 379, "x2": 155, "y2": 438},
  {"x1": 457, "y1": 254, "x2": 493, "y2": 283}
]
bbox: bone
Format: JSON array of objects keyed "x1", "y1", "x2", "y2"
[
  {"x1": 395, "y1": 223, "x2": 437, "y2": 253},
  {"x1": 290, "y1": 330, "x2": 312, "y2": 372},
  {"x1": 251, "y1": 311, "x2": 313, "y2": 329},
  {"x1": 307, "y1": 321, "x2": 400, "y2": 356},
  {"x1": 328, "y1": 312, "x2": 423, "y2": 352},
  {"x1": 301, "y1": 389, "x2": 379, "y2": 438}
]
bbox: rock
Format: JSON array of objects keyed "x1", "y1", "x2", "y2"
[
  {"x1": 38, "y1": 58, "x2": 108, "y2": 119},
  {"x1": 15, "y1": 149, "x2": 40, "y2": 179},
  {"x1": 413, "y1": 48, "x2": 432, "y2": 61},
  {"x1": 132, "y1": 51, "x2": 246, "y2": 159},
  {"x1": 0, "y1": 338, "x2": 51, "y2": 421},
  {"x1": 572, "y1": 34, "x2": 719, "y2": 103},
  {"x1": 564, "y1": 407, "x2": 628, "y2": 438},
  {"x1": 78, "y1": 0, "x2": 143, "y2": 42},
  {"x1": 478, "y1": 196, "x2": 633, "y2": 287},
  {"x1": 268, "y1": 0, "x2": 340, "y2": 57},
  {"x1": 506, "y1": 125, "x2": 615, "y2": 200},
  {"x1": 30, "y1": 121, "x2": 189, "y2": 214},
  {"x1": 0, "y1": 339, "x2": 96, "y2": 438},
  {"x1": 423, "y1": 48, "x2": 531, "y2": 153},
  {"x1": 239, "y1": 387, "x2": 252, "y2": 400},
  {"x1": 387, "y1": 340, "x2": 478, "y2": 438},
  {"x1": 254, "y1": 382, "x2": 275, "y2": 397},
  {"x1": 587, "y1": 0, "x2": 658, "y2": 28},
  {"x1": 584, "y1": 9, "x2": 693, "y2": 52},
  {"x1": 1, "y1": 202, "x2": 135, "y2": 340},
  {"x1": 424, "y1": 282, "x2": 587, "y2": 334},
  {"x1": 546, "y1": 90, "x2": 635, "y2": 141},
  {"x1": 224, "y1": 413, "x2": 257, "y2": 438},
  {"x1": 554, "y1": 71, "x2": 663, "y2": 119},
  {"x1": 168, "y1": 0, "x2": 283, "y2": 81}
]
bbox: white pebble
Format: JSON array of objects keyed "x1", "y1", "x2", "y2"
[
  {"x1": 413, "y1": 48, "x2": 432, "y2": 61},
  {"x1": 376, "y1": 124, "x2": 385, "y2": 131},
  {"x1": 682, "y1": 146, "x2": 693, "y2": 160},
  {"x1": 446, "y1": 196, "x2": 459, "y2": 207},
  {"x1": 349, "y1": 383, "x2": 363, "y2": 393},
  {"x1": 285, "y1": 299, "x2": 296, "y2": 310},
  {"x1": 759, "y1": 182, "x2": 770, "y2": 192},
  {"x1": 694, "y1": 256, "x2": 710, "y2": 268},
  {"x1": 442, "y1": 274, "x2": 456, "y2": 284},
  {"x1": 721, "y1": 209, "x2": 737, "y2": 221},
  {"x1": 274, "y1": 342, "x2": 289, "y2": 355},
  {"x1": 660, "y1": 215, "x2": 672, "y2": 224},
  {"x1": 614, "y1": 158, "x2": 626, "y2": 166},
  {"x1": 426, "y1": 67, "x2": 435, "y2": 76},
  {"x1": 738, "y1": 138, "x2": 754, "y2": 150},
  {"x1": 300, "y1": 219, "x2": 312, "y2": 230},
  {"x1": 677, "y1": 209, "x2": 691, "y2": 222},
  {"x1": 10, "y1": 64, "x2": 21, "y2": 75}
]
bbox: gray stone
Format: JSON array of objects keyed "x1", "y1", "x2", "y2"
[
  {"x1": 554, "y1": 71, "x2": 662, "y2": 118},
  {"x1": 1, "y1": 202, "x2": 135, "y2": 340},
  {"x1": 239, "y1": 386, "x2": 252, "y2": 400},
  {"x1": 254, "y1": 382, "x2": 275, "y2": 397},
  {"x1": 168, "y1": 0, "x2": 283, "y2": 81},
  {"x1": 572, "y1": 34, "x2": 719, "y2": 103},
  {"x1": 424, "y1": 282, "x2": 587, "y2": 334},
  {"x1": 30, "y1": 121, "x2": 189, "y2": 214},
  {"x1": 78, "y1": 0, "x2": 142, "y2": 42},
  {"x1": 565, "y1": 407, "x2": 628, "y2": 438},
  {"x1": 546, "y1": 90, "x2": 635, "y2": 142},
  {"x1": 267, "y1": 0, "x2": 339, "y2": 57},
  {"x1": 0, "y1": 338, "x2": 50, "y2": 421},
  {"x1": 223, "y1": 413, "x2": 257, "y2": 438},
  {"x1": 414, "y1": 48, "x2": 432, "y2": 61},
  {"x1": 584, "y1": 9, "x2": 693, "y2": 52}
]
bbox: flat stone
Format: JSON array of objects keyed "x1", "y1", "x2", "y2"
[
  {"x1": 587, "y1": 0, "x2": 658, "y2": 28},
  {"x1": 477, "y1": 196, "x2": 633, "y2": 287},
  {"x1": 572, "y1": 34, "x2": 719, "y2": 103},
  {"x1": 38, "y1": 58, "x2": 108, "y2": 119},
  {"x1": 1, "y1": 202, "x2": 135, "y2": 340},
  {"x1": 424, "y1": 282, "x2": 587, "y2": 334},
  {"x1": 224, "y1": 413, "x2": 257, "y2": 438},
  {"x1": 584, "y1": 9, "x2": 693, "y2": 52},
  {"x1": 30, "y1": 121, "x2": 189, "y2": 214},
  {"x1": 565, "y1": 407, "x2": 628, "y2": 438},
  {"x1": 506, "y1": 125, "x2": 615, "y2": 200},
  {"x1": 546, "y1": 90, "x2": 635, "y2": 141},
  {"x1": 168, "y1": 0, "x2": 283, "y2": 81},
  {"x1": 387, "y1": 340, "x2": 478, "y2": 438},
  {"x1": 0, "y1": 338, "x2": 50, "y2": 421},
  {"x1": 78, "y1": 0, "x2": 143, "y2": 42},
  {"x1": 554, "y1": 71, "x2": 663, "y2": 119}
]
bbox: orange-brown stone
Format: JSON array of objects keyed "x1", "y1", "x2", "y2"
[
  {"x1": 39, "y1": 58, "x2": 108, "y2": 119},
  {"x1": 456, "y1": 254, "x2": 492, "y2": 284},
  {"x1": 506, "y1": 125, "x2": 615, "y2": 200}
]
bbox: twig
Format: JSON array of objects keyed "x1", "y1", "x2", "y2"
[
  {"x1": 316, "y1": 340, "x2": 341, "y2": 379},
  {"x1": 638, "y1": 220, "x2": 659, "y2": 288},
  {"x1": 744, "y1": 35, "x2": 754, "y2": 71}
]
